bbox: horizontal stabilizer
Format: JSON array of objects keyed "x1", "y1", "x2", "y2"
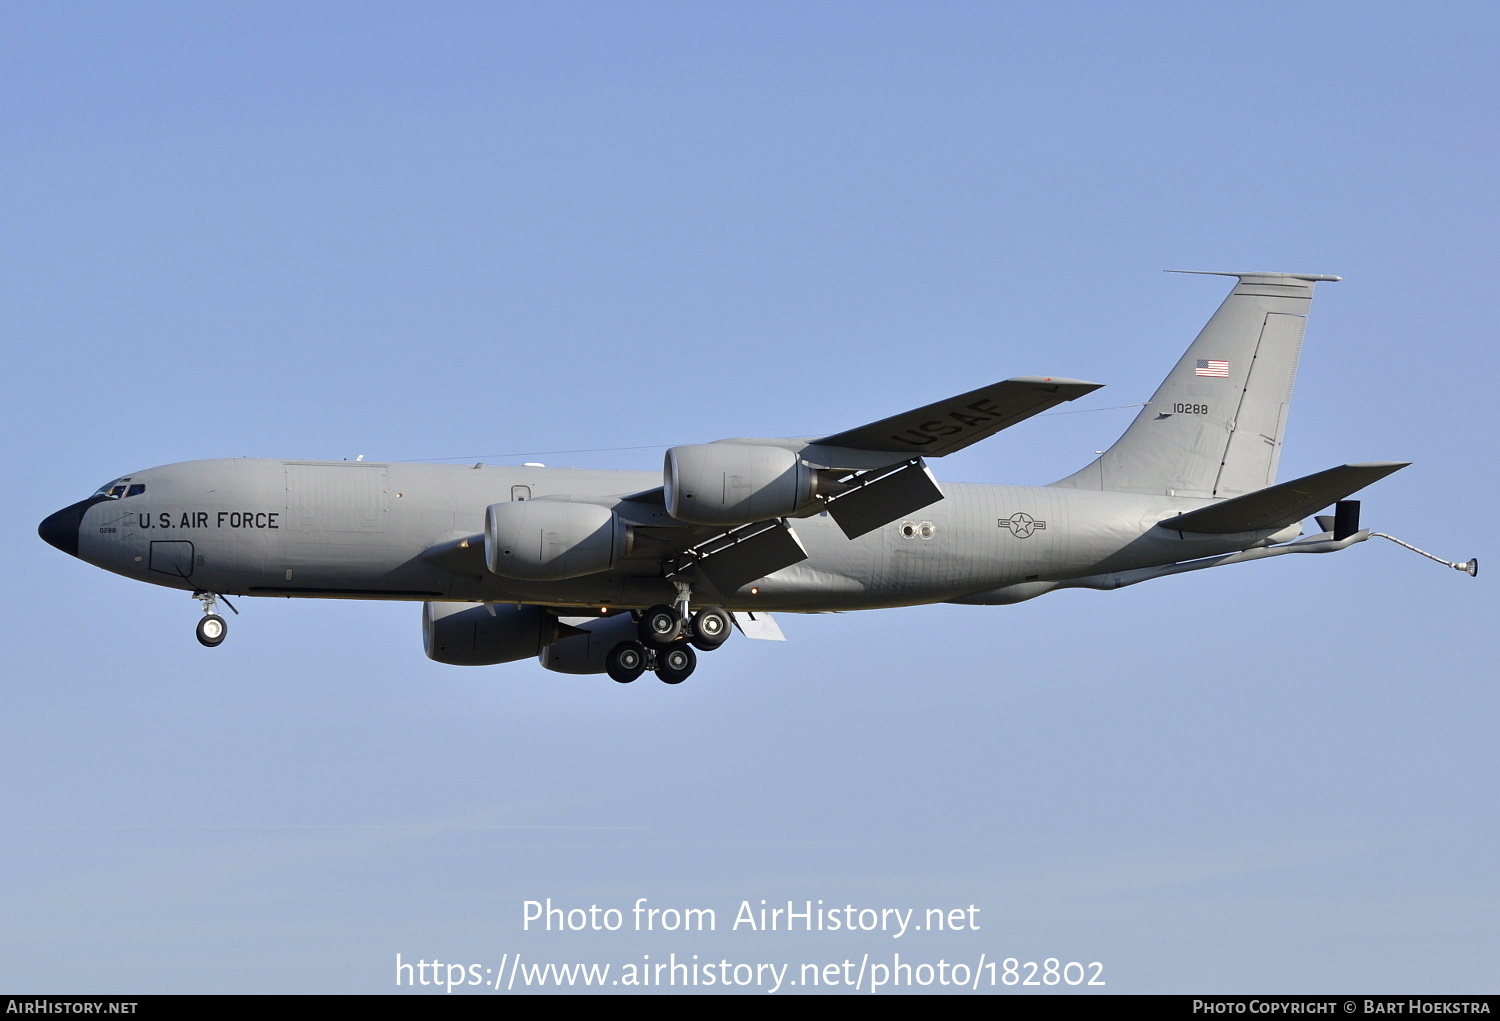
[
  {"x1": 825, "y1": 459, "x2": 944, "y2": 539},
  {"x1": 816, "y1": 377, "x2": 1102, "y2": 457},
  {"x1": 1160, "y1": 462, "x2": 1409, "y2": 535}
]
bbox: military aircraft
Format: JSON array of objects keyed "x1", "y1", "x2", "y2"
[{"x1": 39, "y1": 271, "x2": 1474, "y2": 684}]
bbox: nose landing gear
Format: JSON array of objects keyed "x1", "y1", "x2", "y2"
[
  {"x1": 192, "y1": 591, "x2": 237, "y2": 648},
  {"x1": 196, "y1": 614, "x2": 227, "y2": 647}
]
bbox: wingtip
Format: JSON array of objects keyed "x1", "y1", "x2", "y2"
[
  {"x1": 1005, "y1": 376, "x2": 1105, "y2": 391},
  {"x1": 1165, "y1": 269, "x2": 1342, "y2": 283}
]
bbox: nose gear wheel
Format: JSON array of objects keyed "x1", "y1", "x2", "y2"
[
  {"x1": 196, "y1": 614, "x2": 227, "y2": 647},
  {"x1": 191, "y1": 591, "x2": 237, "y2": 647}
]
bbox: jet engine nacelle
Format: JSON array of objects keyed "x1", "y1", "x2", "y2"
[
  {"x1": 423, "y1": 601, "x2": 567, "y2": 666},
  {"x1": 538, "y1": 613, "x2": 640, "y2": 674},
  {"x1": 485, "y1": 500, "x2": 625, "y2": 580},
  {"x1": 664, "y1": 443, "x2": 814, "y2": 525}
]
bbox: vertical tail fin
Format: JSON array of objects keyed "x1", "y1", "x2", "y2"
[{"x1": 1052, "y1": 271, "x2": 1339, "y2": 498}]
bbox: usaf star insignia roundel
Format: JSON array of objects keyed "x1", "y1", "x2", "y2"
[{"x1": 998, "y1": 512, "x2": 1046, "y2": 539}]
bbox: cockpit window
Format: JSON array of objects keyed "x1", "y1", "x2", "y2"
[{"x1": 91, "y1": 477, "x2": 139, "y2": 500}]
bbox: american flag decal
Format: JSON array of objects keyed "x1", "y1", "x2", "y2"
[{"x1": 1195, "y1": 359, "x2": 1229, "y2": 378}]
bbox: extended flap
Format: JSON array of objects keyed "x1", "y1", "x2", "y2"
[
  {"x1": 688, "y1": 519, "x2": 809, "y2": 594},
  {"x1": 731, "y1": 611, "x2": 786, "y2": 641},
  {"x1": 825, "y1": 459, "x2": 944, "y2": 539}
]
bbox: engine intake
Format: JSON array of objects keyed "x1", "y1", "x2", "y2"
[{"x1": 664, "y1": 443, "x2": 814, "y2": 525}]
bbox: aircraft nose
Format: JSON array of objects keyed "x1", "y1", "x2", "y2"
[{"x1": 38, "y1": 498, "x2": 100, "y2": 558}]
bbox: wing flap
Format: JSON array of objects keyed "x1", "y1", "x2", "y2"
[
  {"x1": 815, "y1": 376, "x2": 1102, "y2": 456},
  {"x1": 731, "y1": 611, "x2": 786, "y2": 641},
  {"x1": 824, "y1": 458, "x2": 944, "y2": 539},
  {"x1": 1160, "y1": 462, "x2": 1410, "y2": 534},
  {"x1": 681, "y1": 519, "x2": 809, "y2": 594}
]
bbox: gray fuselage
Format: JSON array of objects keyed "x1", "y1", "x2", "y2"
[{"x1": 50, "y1": 457, "x2": 1290, "y2": 612}]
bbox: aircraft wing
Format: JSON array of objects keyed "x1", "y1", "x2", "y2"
[
  {"x1": 813, "y1": 376, "x2": 1103, "y2": 457},
  {"x1": 1159, "y1": 462, "x2": 1410, "y2": 534},
  {"x1": 424, "y1": 376, "x2": 1105, "y2": 599}
]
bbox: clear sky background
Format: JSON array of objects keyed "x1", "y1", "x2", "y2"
[{"x1": 2, "y1": 1, "x2": 1496, "y2": 994}]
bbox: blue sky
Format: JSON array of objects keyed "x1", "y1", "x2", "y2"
[{"x1": 3, "y1": 2, "x2": 1496, "y2": 993}]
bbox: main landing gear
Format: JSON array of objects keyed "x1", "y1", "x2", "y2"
[
  {"x1": 606, "y1": 602, "x2": 731, "y2": 685},
  {"x1": 193, "y1": 591, "x2": 237, "y2": 648},
  {"x1": 605, "y1": 641, "x2": 649, "y2": 684}
]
